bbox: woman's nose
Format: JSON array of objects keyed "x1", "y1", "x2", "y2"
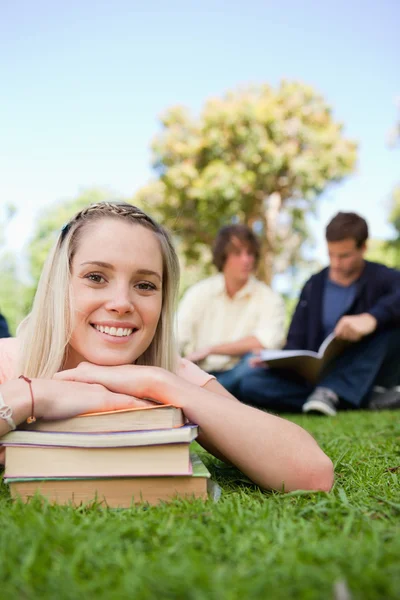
[{"x1": 105, "y1": 286, "x2": 134, "y2": 314}]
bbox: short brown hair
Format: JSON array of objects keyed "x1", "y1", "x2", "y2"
[
  {"x1": 212, "y1": 224, "x2": 260, "y2": 271},
  {"x1": 325, "y1": 212, "x2": 369, "y2": 248}
]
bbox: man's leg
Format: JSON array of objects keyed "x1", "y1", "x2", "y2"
[
  {"x1": 237, "y1": 366, "x2": 313, "y2": 413},
  {"x1": 373, "y1": 328, "x2": 400, "y2": 389},
  {"x1": 318, "y1": 330, "x2": 396, "y2": 408},
  {"x1": 209, "y1": 354, "x2": 254, "y2": 396},
  {"x1": 368, "y1": 328, "x2": 400, "y2": 409}
]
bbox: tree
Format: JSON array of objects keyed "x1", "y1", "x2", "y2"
[
  {"x1": 135, "y1": 81, "x2": 357, "y2": 284},
  {"x1": 366, "y1": 238, "x2": 398, "y2": 268},
  {"x1": 386, "y1": 187, "x2": 400, "y2": 264}
]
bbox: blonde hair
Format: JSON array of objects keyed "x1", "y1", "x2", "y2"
[{"x1": 19, "y1": 202, "x2": 180, "y2": 377}]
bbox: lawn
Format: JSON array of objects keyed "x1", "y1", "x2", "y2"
[{"x1": 0, "y1": 410, "x2": 399, "y2": 600}]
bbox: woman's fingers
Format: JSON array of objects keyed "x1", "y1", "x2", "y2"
[
  {"x1": 107, "y1": 392, "x2": 157, "y2": 410},
  {"x1": 54, "y1": 363, "x2": 165, "y2": 403},
  {"x1": 54, "y1": 362, "x2": 99, "y2": 383},
  {"x1": 40, "y1": 380, "x2": 158, "y2": 421},
  {"x1": 54, "y1": 364, "x2": 133, "y2": 393}
]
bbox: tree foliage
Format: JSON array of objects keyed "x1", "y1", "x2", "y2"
[
  {"x1": 0, "y1": 253, "x2": 27, "y2": 335},
  {"x1": 365, "y1": 238, "x2": 399, "y2": 269},
  {"x1": 386, "y1": 186, "x2": 400, "y2": 264},
  {"x1": 135, "y1": 81, "x2": 357, "y2": 283},
  {"x1": 387, "y1": 103, "x2": 400, "y2": 264}
]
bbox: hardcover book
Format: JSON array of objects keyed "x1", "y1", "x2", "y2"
[
  {"x1": 20, "y1": 405, "x2": 185, "y2": 433},
  {"x1": 3, "y1": 425, "x2": 198, "y2": 478},
  {"x1": 2, "y1": 424, "x2": 198, "y2": 448},
  {"x1": 6, "y1": 453, "x2": 211, "y2": 507}
]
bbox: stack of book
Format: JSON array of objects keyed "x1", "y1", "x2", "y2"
[{"x1": 1, "y1": 405, "x2": 211, "y2": 507}]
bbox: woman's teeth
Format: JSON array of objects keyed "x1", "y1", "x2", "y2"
[{"x1": 94, "y1": 325, "x2": 133, "y2": 337}]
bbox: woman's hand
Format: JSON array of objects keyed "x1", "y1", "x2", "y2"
[
  {"x1": 38, "y1": 379, "x2": 156, "y2": 420},
  {"x1": 54, "y1": 363, "x2": 131, "y2": 388},
  {"x1": 0, "y1": 378, "x2": 156, "y2": 436},
  {"x1": 54, "y1": 362, "x2": 171, "y2": 404}
]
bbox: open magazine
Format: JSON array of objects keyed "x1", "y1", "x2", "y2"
[{"x1": 259, "y1": 332, "x2": 352, "y2": 384}]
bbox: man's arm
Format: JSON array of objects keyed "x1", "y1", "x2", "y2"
[
  {"x1": 335, "y1": 313, "x2": 377, "y2": 341},
  {"x1": 185, "y1": 336, "x2": 263, "y2": 363},
  {"x1": 336, "y1": 267, "x2": 400, "y2": 341},
  {"x1": 367, "y1": 267, "x2": 400, "y2": 328},
  {"x1": 285, "y1": 279, "x2": 312, "y2": 350}
]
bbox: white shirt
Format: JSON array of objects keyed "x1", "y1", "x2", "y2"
[{"x1": 177, "y1": 273, "x2": 286, "y2": 372}]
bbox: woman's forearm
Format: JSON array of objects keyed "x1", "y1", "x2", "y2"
[
  {"x1": 148, "y1": 373, "x2": 334, "y2": 493},
  {"x1": 52, "y1": 364, "x2": 334, "y2": 493}
]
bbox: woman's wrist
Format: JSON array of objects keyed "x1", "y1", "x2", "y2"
[
  {"x1": 28, "y1": 378, "x2": 53, "y2": 419},
  {"x1": 141, "y1": 367, "x2": 190, "y2": 409},
  {"x1": 140, "y1": 367, "x2": 173, "y2": 402},
  {"x1": 1, "y1": 379, "x2": 42, "y2": 428},
  {"x1": 4, "y1": 378, "x2": 56, "y2": 424}
]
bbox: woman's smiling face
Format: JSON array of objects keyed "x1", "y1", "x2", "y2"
[{"x1": 66, "y1": 217, "x2": 163, "y2": 369}]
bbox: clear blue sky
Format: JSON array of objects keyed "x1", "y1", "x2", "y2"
[{"x1": 1, "y1": 0, "x2": 399, "y2": 265}]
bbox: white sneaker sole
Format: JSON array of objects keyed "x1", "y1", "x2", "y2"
[{"x1": 302, "y1": 399, "x2": 337, "y2": 416}]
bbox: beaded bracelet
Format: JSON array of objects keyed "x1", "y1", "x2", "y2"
[
  {"x1": 19, "y1": 375, "x2": 37, "y2": 424},
  {"x1": 0, "y1": 390, "x2": 16, "y2": 431}
]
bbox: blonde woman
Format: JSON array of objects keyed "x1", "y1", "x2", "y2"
[{"x1": 0, "y1": 202, "x2": 334, "y2": 492}]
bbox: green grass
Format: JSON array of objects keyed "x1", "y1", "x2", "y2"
[{"x1": 1, "y1": 411, "x2": 399, "y2": 600}]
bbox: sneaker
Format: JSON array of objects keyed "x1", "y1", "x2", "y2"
[
  {"x1": 302, "y1": 387, "x2": 339, "y2": 416},
  {"x1": 368, "y1": 386, "x2": 400, "y2": 410}
]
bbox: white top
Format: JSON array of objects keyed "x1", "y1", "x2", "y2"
[{"x1": 177, "y1": 273, "x2": 286, "y2": 372}]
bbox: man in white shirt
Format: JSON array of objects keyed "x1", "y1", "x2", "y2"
[{"x1": 177, "y1": 224, "x2": 286, "y2": 395}]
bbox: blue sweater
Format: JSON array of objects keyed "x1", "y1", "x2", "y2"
[
  {"x1": 0, "y1": 313, "x2": 10, "y2": 338},
  {"x1": 285, "y1": 261, "x2": 400, "y2": 352}
]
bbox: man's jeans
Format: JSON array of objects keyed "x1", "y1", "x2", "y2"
[
  {"x1": 236, "y1": 329, "x2": 400, "y2": 412},
  {"x1": 209, "y1": 353, "x2": 254, "y2": 397}
]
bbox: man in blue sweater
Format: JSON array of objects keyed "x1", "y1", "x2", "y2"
[{"x1": 238, "y1": 212, "x2": 400, "y2": 415}]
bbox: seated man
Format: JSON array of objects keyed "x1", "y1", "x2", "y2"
[
  {"x1": 238, "y1": 212, "x2": 400, "y2": 415},
  {"x1": 177, "y1": 224, "x2": 286, "y2": 396}
]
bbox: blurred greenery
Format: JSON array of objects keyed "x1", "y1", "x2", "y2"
[
  {"x1": 134, "y1": 81, "x2": 357, "y2": 283},
  {"x1": 365, "y1": 238, "x2": 399, "y2": 269},
  {"x1": 386, "y1": 105, "x2": 400, "y2": 264},
  {"x1": 387, "y1": 186, "x2": 400, "y2": 264},
  {"x1": 0, "y1": 207, "x2": 26, "y2": 335},
  {"x1": 0, "y1": 252, "x2": 26, "y2": 336}
]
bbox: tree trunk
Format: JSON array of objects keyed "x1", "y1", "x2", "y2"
[{"x1": 258, "y1": 192, "x2": 282, "y2": 285}]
